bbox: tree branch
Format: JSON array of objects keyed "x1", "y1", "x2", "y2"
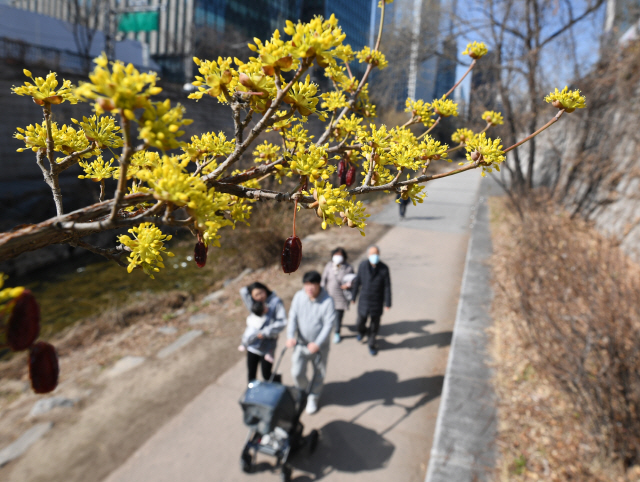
[{"x1": 204, "y1": 62, "x2": 310, "y2": 181}]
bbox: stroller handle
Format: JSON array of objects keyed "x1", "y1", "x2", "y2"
[{"x1": 268, "y1": 343, "x2": 322, "y2": 397}]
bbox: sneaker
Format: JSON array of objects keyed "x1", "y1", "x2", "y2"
[
  {"x1": 356, "y1": 334, "x2": 363, "y2": 342},
  {"x1": 333, "y1": 333, "x2": 341, "y2": 344},
  {"x1": 306, "y1": 395, "x2": 318, "y2": 414},
  {"x1": 369, "y1": 346, "x2": 378, "y2": 356}
]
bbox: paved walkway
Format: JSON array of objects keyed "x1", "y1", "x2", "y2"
[{"x1": 104, "y1": 170, "x2": 482, "y2": 482}]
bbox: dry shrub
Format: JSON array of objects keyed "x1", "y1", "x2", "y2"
[{"x1": 492, "y1": 196, "x2": 640, "y2": 476}]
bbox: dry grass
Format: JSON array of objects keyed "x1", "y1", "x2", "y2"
[{"x1": 489, "y1": 196, "x2": 640, "y2": 481}]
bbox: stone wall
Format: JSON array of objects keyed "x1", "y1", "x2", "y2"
[{"x1": 530, "y1": 43, "x2": 640, "y2": 260}]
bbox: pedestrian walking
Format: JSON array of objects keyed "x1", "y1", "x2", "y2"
[
  {"x1": 396, "y1": 192, "x2": 411, "y2": 220},
  {"x1": 321, "y1": 247, "x2": 355, "y2": 344},
  {"x1": 286, "y1": 271, "x2": 336, "y2": 414},
  {"x1": 239, "y1": 282, "x2": 287, "y2": 383},
  {"x1": 351, "y1": 245, "x2": 392, "y2": 356}
]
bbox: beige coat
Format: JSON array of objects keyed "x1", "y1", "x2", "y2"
[{"x1": 321, "y1": 261, "x2": 354, "y2": 311}]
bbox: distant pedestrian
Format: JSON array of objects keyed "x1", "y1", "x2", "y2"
[
  {"x1": 351, "y1": 246, "x2": 392, "y2": 356},
  {"x1": 286, "y1": 271, "x2": 336, "y2": 414},
  {"x1": 397, "y1": 192, "x2": 411, "y2": 220},
  {"x1": 239, "y1": 282, "x2": 287, "y2": 383},
  {"x1": 321, "y1": 247, "x2": 355, "y2": 344}
]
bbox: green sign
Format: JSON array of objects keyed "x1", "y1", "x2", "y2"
[{"x1": 118, "y1": 11, "x2": 159, "y2": 33}]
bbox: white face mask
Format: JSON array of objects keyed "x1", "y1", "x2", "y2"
[{"x1": 332, "y1": 255, "x2": 344, "y2": 265}]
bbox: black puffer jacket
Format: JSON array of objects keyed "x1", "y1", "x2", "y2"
[{"x1": 351, "y1": 260, "x2": 391, "y2": 316}]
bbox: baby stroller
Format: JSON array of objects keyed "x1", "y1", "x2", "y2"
[{"x1": 239, "y1": 346, "x2": 320, "y2": 481}]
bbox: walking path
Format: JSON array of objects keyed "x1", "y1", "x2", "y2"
[{"x1": 104, "y1": 170, "x2": 482, "y2": 482}]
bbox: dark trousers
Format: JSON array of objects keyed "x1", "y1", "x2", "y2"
[
  {"x1": 334, "y1": 309, "x2": 345, "y2": 334},
  {"x1": 356, "y1": 313, "x2": 381, "y2": 348},
  {"x1": 247, "y1": 351, "x2": 272, "y2": 382}
]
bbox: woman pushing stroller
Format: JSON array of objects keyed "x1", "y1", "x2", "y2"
[{"x1": 239, "y1": 281, "x2": 287, "y2": 383}]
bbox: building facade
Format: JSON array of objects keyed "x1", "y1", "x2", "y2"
[
  {"x1": 327, "y1": 0, "x2": 458, "y2": 110},
  {"x1": 10, "y1": 0, "x2": 322, "y2": 82}
]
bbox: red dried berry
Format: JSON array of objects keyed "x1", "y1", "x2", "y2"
[
  {"x1": 337, "y1": 159, "x2": 346, "y2": 185},
  {"x1": 7, "y1": 290, "x2": 40, "y2": 351},
  {"x1": 281, "y1": 236, "x2": 302, "y2": 274},
  {"x1": 29, "y1": 342, "x2": 59, "y2": 394},
  {"x1": 194, "y1": 241, "x2": 208, "y2": 268},
  {"x1": 346, "y1": 165, "x2": 357, "y2": 186}
]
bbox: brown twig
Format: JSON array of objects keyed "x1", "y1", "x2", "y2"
[
  {"x1": 504, "y1": 109, "x2": 565, "y2": 154},
  {"x1": 109, "y1": 117, "x2": 133, "y2": 222},
  {"x1": 444, "y1": 59, "x2": 476, "y2": 99}
]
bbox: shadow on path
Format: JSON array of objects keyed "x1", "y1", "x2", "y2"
[
  {"x1": 322, "y1": 370, "x2": 443, "y2": 408},
  {"x1": 378, "y1": 331, "x2": 452, "y2": 351},
  {"x1": 378, "y1": 319, "x2": 435, "y2": 336},
  {"x1": 290, "y1": 420, "x2": 394, "y2": 480},
  {"x1": 289, "y1": 372, "x2": 444, "y2": 480}
]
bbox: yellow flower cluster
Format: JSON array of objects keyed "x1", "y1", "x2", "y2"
[
  {"x1": 462, "y1": 41, "x2": 488, "y2": 59},
  {"x1": 451, "y1": 128, "x2": 474, "y2": 144},
  {"x1": 397, "y1": 181, "x2": 427, "y2": 206},
  {"x1": 321, "y1": 91, "x2": 348, "y2": 112},
  {"x1": 136, "y1": 155, "x2": 202, "y2": 207},
  {"x1": 236, "y1": 59, "x2": 277, "y2": 113},
  {"x1": 124, "y1": 151, "x2": 162, "y2": 180},
  {"x1": 75, "y1": 54, "x2": 162, "y2": 116},
  {"x1": 283, "y1": 75, "x2": 321, "y2": 117},
  {"x1": 71, "y1": 115, "x2": 123, "y2": 149},
  {"x1": 356, "y1": 47, "x2": 388, "y2": 69},
  {"x1": 465, "y1": 133, "x2": 505, "y2": 176},
  {"x1": 405, "y1": 98, "x2": 435, "y2": 127},
  {"x1": 284, "y1": 14, "x2": 347, "y2": 67},
  {"x1": 15, "y1": 122, "x2": 96, "y2": 159},
  {"x1": 311, "y1": 182, "x2": 369, "y2": 235},
  {"x1": 419, "y1": 135, "x2": 449, "y2": 161},
  {"x1": 183, "y1": 131, "x2": 235, "y2": 165},
  {"x1": 335, "y1": 113, "x2": 363, "y2": 138},
  {"x1": 432, "y1": 96, "x2": 458, "y2": 117},
  {"x1": 544, "y1": 86, "x2": 586, "y2": 112},
  {"x1": 139, "y1": 100, "x2": 193, "y2": 151},
  {"x1": 288, "y1": 144, "x2": 333, "y2": 182},
  {"x1": 78, "y1": 156, "x2": 117, "y2": 181},
  {"x1": 253, "y1": 141, "x2": 281, "y2": 163},
  {"x1": 190, "y1": 56, "x2": 237, "y2": 102},
  {"x1": 118, "y1": 223, "x2": 175, "y2": 278},
  {"x1": 12, "y1": 70, "x2": 78, "y2": 105},
  {"x1": 482, "y1": 110, "x2": 503, "y2": 125},
  {"x1": 248, "y1": 29, "x2": 297, "y2": 75}
]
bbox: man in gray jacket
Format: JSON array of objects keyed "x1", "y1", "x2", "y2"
[{"x1": 286, "y1": 271, "x2": 336, "y2": 414}]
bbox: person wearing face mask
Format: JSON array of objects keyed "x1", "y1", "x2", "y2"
[
  {"x1": 351, "y1": 245, "x2": 392, "y2": 356},
  {"x1": 321, "y1": 247, "x2": 355, "y2": 344}
]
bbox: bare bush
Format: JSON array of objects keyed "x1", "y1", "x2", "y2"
[{"x1": 496, "y1": 196, "x2": 640, "y2": 468}]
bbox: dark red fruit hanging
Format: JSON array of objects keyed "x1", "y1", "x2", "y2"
[
  {"x1": 282, "y1": 236, "x2": 302, "y2": 273},
  {"x1": 282, "y1": 198, "x2": 302, "y2": 273},
  {"x1": 337, "y1": 159, "x2": 347, "y2": 185},
  {"x1": 29, "y1": 342, "x2": 59, "y2": 394},
  {"x1": 7, "y1": 290, "x2": 40, "y2": 351},
  {"x1": 346, "y1": 165, "x2": 357, "y2": 186},
  {"x1": 194, "y1": 241, "x2": 208, "y2": 268}
]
